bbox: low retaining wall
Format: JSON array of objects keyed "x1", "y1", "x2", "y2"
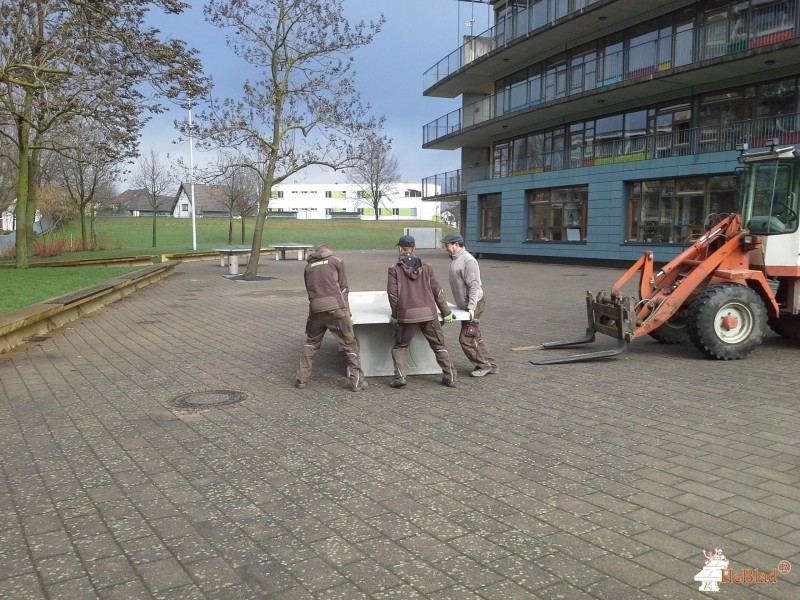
[{"x1": 0, "y1": 261, "x2": 178, "y2": 354}]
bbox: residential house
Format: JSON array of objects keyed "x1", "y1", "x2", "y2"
[
  {"x1": 172, "y1": 183, "x2": 241, "y2": 218},
  {"x1": 111, "y1": 189, "x2": 173, "y2": 217}
]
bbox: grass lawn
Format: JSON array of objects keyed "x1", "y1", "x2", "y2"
[
  {"x1": 0, "y1": 266, "x2": 140, "y2": 314},
  {"x1": 0, "y1": 217, "x2": 454, "y2": 315},
  {"x1": 11, "y1": 216, "x2": 449, "y2": 260}
]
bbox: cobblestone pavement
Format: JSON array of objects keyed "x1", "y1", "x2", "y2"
[{"x1": 1, "y1": 249, "x2": 799, "y2": 599}]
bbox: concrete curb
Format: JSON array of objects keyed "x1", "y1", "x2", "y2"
[{"x1": 0, "y1": 261, "x2": 178, "y2": 354}]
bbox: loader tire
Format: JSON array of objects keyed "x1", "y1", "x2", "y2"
[
  {"x1": 648, "y1": 316, "x2": 689, "y2": 344},
  {"x1": 768, "y1": 315, "x2": 800, "y2": 340},
  {"x1": 686, "y1": 283, "x2": 766, "y2": 360}
]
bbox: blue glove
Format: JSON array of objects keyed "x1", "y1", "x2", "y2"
[
  {"x1": 389, "y1": 316, "x2": 398, "y2": 326},
  {"x1": 468, "y1": 309, "x2": 475, "y2": 321},
  {"x1": 443, "y1": 313, "x2": 455, "y2": 324}
]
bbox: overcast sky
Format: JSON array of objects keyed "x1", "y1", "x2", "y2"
[{"x1": 136, "y1": 0, "x2": 494, "y2": 188}]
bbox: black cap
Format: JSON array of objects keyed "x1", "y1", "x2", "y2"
[
  {"x1": 397, "y1": 235, "x2": 415, "y2": 248},
  {"x1": 442, "y1": 232, "x2": 464, "y2": 244}
]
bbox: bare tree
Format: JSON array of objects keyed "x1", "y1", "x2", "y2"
[
  {"x1": 0, "y1": 1, "x2": 205, "y2": 267},
  {"x1": 191, "y1": 0, "x2": 385, "y2": 278},
  {"x1": 132, "y1": 149, "x2": 175, "y2": 247},
  {"x1": 349, "y1": 132, "x2": 401, "y2": 220},
  {"x1": 233, "y1": 174, "x2": 260, "y2": 244},
  {"x1": 51, "y1": 128, "x2": 123, "y2": 249},
  {"x1": 215, "y1": 153, "x2": 261, "y2": 244}
]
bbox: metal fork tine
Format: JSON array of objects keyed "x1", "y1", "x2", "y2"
[{"x1": 530, "y1": 340, "x2": 627, "y2": 365}]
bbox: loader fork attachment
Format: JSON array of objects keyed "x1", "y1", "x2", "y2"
[
  {"x1": 530, "y1": 292, "x2": 635, "y2": 364},
  {"x1": 530, "y1": 339, "x2": 627, "y2": 364}
]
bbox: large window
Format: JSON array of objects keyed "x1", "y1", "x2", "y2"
[
  {"x1": 627, "y1": 175, "x2": 737, "y2": 243},
  {"x1": 527, "y1": 186, "x2": 588, "y2": 242},
  {"x1": 479, "y1": 194, "x2": 502, "y2": 240}
]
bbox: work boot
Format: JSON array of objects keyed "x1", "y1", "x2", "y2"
[
  {"x1": 295, "y1": 380, "x2": 306, "y2": 389},
  {"x1": 470, "y1": 367, "x2": 492, "y2": 377},
  {"x1": 441, "y1": 378, "x2": 458, "y2": 388},
  {"x1": 352, "y1": 380, "x2": 369, "y2": 392},
  {"x1": 389, "y1": 377, "x2": 407, "y2": 388}
]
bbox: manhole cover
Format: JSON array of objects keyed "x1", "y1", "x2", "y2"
[{"x1": 169, "y1": 390, "x2": 247, "y2": 410}]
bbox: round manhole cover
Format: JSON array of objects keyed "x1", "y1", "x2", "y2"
[{"x1": 170, "y1": 390, "x2": 247, "y2": 410}]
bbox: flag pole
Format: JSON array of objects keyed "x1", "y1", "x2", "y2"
[{"x1": 188, "y1": 105, "x2": 197, "y2": 250}]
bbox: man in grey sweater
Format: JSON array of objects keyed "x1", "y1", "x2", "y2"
[{"x1": 441, "y1": 232, "x2": 499, "y2": 377}]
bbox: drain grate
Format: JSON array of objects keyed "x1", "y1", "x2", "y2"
[{"x1": 169, "y1": 390, "x2": 247, "y2": 410}]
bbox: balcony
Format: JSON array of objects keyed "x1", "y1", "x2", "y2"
[
  {"x1": 423, "y1": 2, "x2": 800, "y2": 149},
  {"x1": 421, "y1": 164, "x2": 490, "y2": 200},
  {"x1": 422, "y1": 112, "x2": 800, "y2": 200},
  {"x1": 425, "y1": 0, "x2": 610, "y2": 96}
]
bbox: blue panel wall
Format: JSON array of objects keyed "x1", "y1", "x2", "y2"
[{"x1": 467, "y1": 150, "x2": 741, "y2": 264}]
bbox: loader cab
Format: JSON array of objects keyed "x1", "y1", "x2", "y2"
[
  {"x1": 740, "y1": 145, "x2": 800, "y2": 236},
  {"x1": 740, "y1": 144, "x2": 800, "y2": 270}
]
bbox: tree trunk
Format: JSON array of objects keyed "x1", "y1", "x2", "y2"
[
  {"x1": 245, "y1": 194, "x2": 270, "y2": 279},
  {"x1": 151, "y1": 213, "x2": 157, "y2": 247},
  {"x1": 240, "y1": 217, "x2": 246, "y2": 244},
  {"x1": 80, "y1": 212, "x2": 88, "y2": 250},
  {"x1": 228, "y1": 214, "x2": 233, "y2": 245},
  {"x1": 14, "y1": 115, "x2": 33, "y2": 267}
]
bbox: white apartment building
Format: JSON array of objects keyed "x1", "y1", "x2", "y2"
[{"x1": 268, "y1": 182, "x2": 441, "y2": 221}]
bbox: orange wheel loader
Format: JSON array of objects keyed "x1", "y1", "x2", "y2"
[{"x1": 534, "y1": 143, "x2": 800, "y2": 364}]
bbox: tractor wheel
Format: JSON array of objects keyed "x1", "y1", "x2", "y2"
[
  {"x1": 686, "y1": 283, "x2": 766, "y2": 360},
  {"x1": 768, "y1": 315, "x2": 800, "y2": 340},
  {"x1": 648, "y1": 314, "x2": 689, "y2": 344}
]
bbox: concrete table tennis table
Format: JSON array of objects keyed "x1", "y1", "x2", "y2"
[
  {"x1": 348, "y1": 291, "x2": 470, "y2": 377},
  {"x1": 271, "y1": 243, "x2": 314, "y2": 261},
  {"x1": 214, "y1": 247, "x2": 268, "y2": 275}
]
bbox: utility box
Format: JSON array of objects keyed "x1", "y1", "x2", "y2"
[{"x1": 403, "y1": 227, "x2": 441, "y2": 249}]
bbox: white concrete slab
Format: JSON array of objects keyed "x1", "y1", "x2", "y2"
[{"x1": 349, "y1": 291, "x2": 469, "y2": 377}]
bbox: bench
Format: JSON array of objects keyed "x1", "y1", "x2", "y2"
[
  {"x1": 270, "y1": 243, "x2": 313, "y2": 261},
  {"x1": 214, "y1": 247, "x2": 268, "y2": 275},
  {"x1": 348, "y1": 291, "x2": 470, "y2": 376}
]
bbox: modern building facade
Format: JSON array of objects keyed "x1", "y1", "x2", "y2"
[
  {"x1": 422, "y1": 0, "x2": 800, "y2": 264},
  {"x1": 266, "y1": 182, "x2": 441, "y2": 221}
]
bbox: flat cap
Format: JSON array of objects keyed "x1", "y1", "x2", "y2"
[
  {"x1": 396, "y1": 235, "x2": 416, "y2": 247},
  {"x1": 442, "y1": 232, "x2": 464, "y2": 244}
]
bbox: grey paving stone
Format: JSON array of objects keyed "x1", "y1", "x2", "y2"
[{"x1": 2, "y1": 253, "x2": 799, "y2": 600}]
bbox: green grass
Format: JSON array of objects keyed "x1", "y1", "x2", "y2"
[
  {"x1": 0, "y1": 266, "x2": 139, "y2": 314},
  {"x1": 15, "y1": 216, "x2": 449, "y2": 260},
  {"x1": 0, "y1": 217, "x2": 454, "y2": 315}
]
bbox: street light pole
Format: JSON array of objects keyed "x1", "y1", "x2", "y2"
[{"x1": 188, "y1": 106, "x2": 197, "y2": 250}]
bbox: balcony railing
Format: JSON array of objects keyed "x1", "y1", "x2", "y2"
[
  {"x1": 423, "y1": 1, "x2": 800, "y2": 146},
  {"x1": 422, "y1": 112, "x2": 800, "y2": 199},
  {"x1": 424, "y1": 0, "x2": 603, "y2": 90},
  {"x1": 421, "y1": 164, "x2": 491, "y2": 199}
]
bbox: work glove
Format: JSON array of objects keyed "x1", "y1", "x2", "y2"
[
  {"x1": 389, "y1": 316, "x2": 398, "y2": 326},
  {"x1": 443, "y1": 313, "x2": 455, "y2": 324},
  {"x1": 468, "y1": 309, "x2": 475, "y2": 321}
]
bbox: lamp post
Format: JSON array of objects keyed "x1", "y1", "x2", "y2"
[{"x1": 188, "y1": 105, "x2": 197, "y2": 250}]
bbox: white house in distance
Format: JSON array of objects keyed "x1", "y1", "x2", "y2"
[{"x1": 268, "y1": 182, "x2": 440, "y2": 221}]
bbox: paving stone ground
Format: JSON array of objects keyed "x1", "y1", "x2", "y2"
[{"x1": 1, "y1": 249, "x2": 798, "y2": 599}]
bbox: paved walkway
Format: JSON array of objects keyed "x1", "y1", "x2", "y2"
[{"x1": 1, "y1": 250, "x2": 798, "y2": 599}]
